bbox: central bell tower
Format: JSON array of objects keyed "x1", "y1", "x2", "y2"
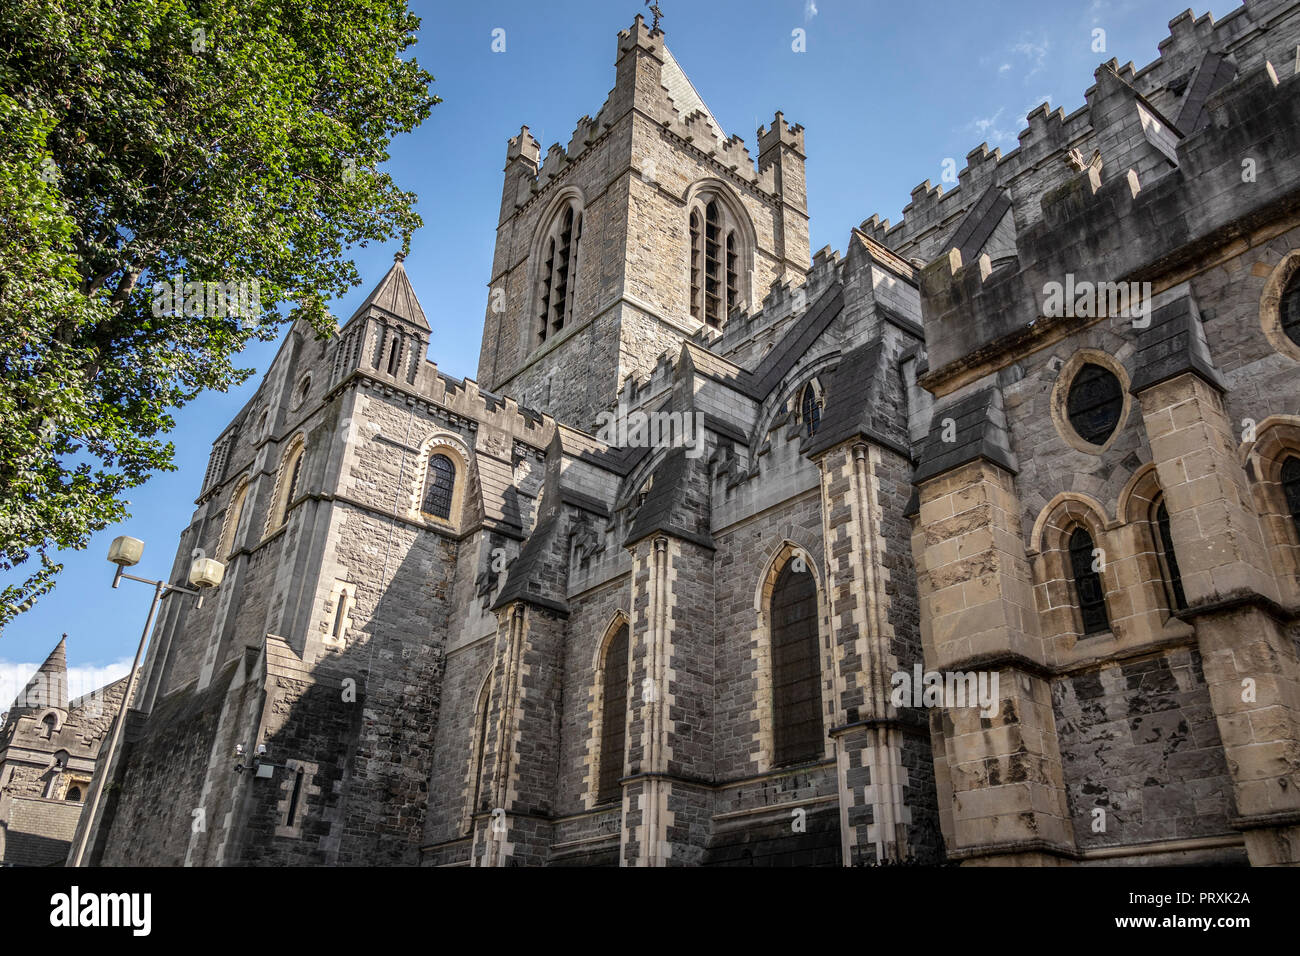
[{"x1": 476, "y1": 14, "x2": 810, "y2": 430}]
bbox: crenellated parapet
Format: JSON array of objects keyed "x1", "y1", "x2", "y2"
[
  {"x1": 918, "y1": 58, "x2": 1300, "y2": 385},
  {"x1": 864, "y1": 2, "x2": 1287, "y2": 265}
]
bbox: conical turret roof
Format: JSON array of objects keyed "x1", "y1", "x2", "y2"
[{"x1": 344, "y1": 255, "x2": 429, "y2": 330}]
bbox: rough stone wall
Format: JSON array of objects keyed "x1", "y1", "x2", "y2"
[
  {"x1": 96, "y1": 659, "x2": 249, "y2": 866},
  {"x1": 712, "y1": 489, "x2": 824, "y2": 780},
  {"x1": 1051, "y1": 647, "x2": 1235, "y2": 850}
]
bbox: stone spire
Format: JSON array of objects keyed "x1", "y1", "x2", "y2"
[
  {"x1": 12, "y1": 634, "x2": 70, "y2": 712},
  {"x1": 343, "y1": 255, "x2": 429, "y2": 331}
]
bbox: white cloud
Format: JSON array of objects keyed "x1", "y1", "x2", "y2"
[
  {"x1": 1011, "y1": 37, "x2": 1051, "y2": 79},
  {"x1": 999, "y1": 63, "x2": 1012, "y2": 74},
  {"x1": 804, "y1": 0, "x2": 818, "y2": 20},
  {"x1": 0, "y1": 657, "x2": 133, "y2": 714},
  {"x1": 968, "y1": 107, "x2": 1017, "y2": 147}
]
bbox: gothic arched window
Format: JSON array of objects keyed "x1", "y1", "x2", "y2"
[
  {"x1": 467, "y1": 676, "x2": 492, "y2": 828},
  {"x1": 268, "y1": 440, "x2": 306, "y2": 533},
  {"x1": 800, "y1": 383, "x2": 822, "y2": 438},
  {"x1": 597, "y1": 622, "x2": 630, "y2": 804},
  {"x1": 537, "y1": 201, "x2": 582, "y2": 344},
  {"x1": 1281, "y1": 270, "x2": 1300, "y2": 348},
  {"x1": 1283, "y1": 455, "x2": 1300, "y2": 538},
  {"x1": 1068, "y1": 526, "x2": 1110, "y2": 635},
  {"x1": 771, "y1": 559, "x2": 822, "y2": 766},
  {"x1": 65, "y1": 786, "x2": 82, "y2": 802},
  {"x1": 689, "y1": 195, "x2": 746, "y2": 327},
  {"x1": 422, "y1": 453, "x2": 456, "y2": 520},
  {"x1": 1152, "y1": 497, "x2": 1187, "y2": 611},
  {"x1": 220, "y1": 480, "x2": 250, "y2": 559}
]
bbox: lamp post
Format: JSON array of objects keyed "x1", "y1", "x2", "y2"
[{"x1": 70, "y1": 535, "x2": 224, "y2": 867}]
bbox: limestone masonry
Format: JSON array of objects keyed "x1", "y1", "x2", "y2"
[{"x1": 61, "y1": 1, "x2": 1300, "y2": 865}]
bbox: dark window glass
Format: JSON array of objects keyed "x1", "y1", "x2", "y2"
[
  {"x1": 1283, "y1": 456, "x2": 1300, "y2": 539},
  {"x1": 1154, "y1": 499, "x2": 1187, "y2": 611},
  {"x1": 1066, "y1": 363, "x2": 1123, "y2": 446},
  {"x1": 286, "y1": 768, "x2": 304, "y2": 826},
  {"x1": 1282, "y1": 271, "x2": 1300, "y2": 348},
  {"x1": 801, "y1": 385, "x2": 821, "y2": 438},
  {"x1": 538, "y1": 237, "x2": 555, "y2": 343},
  {"x1": 1068, "y1": 527, "x2": 1110, "y2": 635},
  {"x1": 423, "y1": 453, "x2": 455, "y2": 519},
  {"x1": 65, "y1": 786, "x2": 82, "y2": 802},
  {"x1": 704, "y1": 201, "x2": 722, "y2": 327},
  {"x1": 598, "y1": 624, "x2": 629, "y2": 803},
  {"x1": 689, "y1": 212, "x2": 702, "y2": 320},
  {"x1": 771, "y1": 560, "x2": 823, "y2": 765}
]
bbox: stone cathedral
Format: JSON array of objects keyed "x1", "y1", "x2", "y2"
[{"x1": 74, "y1": 2, "x2": 1300, "y2": 867}]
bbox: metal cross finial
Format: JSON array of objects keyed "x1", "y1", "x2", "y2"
[{"x1": 645, "y1": 0, "x2": 663, "y2": 31}]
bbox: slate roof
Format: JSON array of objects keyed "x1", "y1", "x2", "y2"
[
  {"x1": 947, "y1": 185, "x2": 1014, "y2": 265},
  {"x1": 801, "y1": 339, "x2": 909, "y2": 460},
  {"x1": 913, "y1": 387, "x2": 1018, "y2": 484},
  {"x1": 1176, "y1": 51, "x2": 1237, "y2": 134},
  {"x1": 491, "y1": 512, "x2": 568, "y2": 614},
  {"x1": 1129, "y1": 294, "x2": 1227, "y2": 394},
  {"x1": 661, "y1": 46, "x2": 724, "y2": 145},
  {"x1": 623, "y1": 446, "x2": 714, "y2": 550},
  {"x1": 0, "y1": 797, "x2": 82, "y2": 866}
]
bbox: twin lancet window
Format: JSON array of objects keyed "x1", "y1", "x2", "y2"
[
  {"x1": 537, "y1": 203, "x2": 582, "y2": 344},
  {"x1": 690, "y1": 199, "x2": 741, "y2": 328}
]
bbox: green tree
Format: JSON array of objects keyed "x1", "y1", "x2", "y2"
[{"x1": 0, "y1": 0, "x2": 437, "y2": 626}]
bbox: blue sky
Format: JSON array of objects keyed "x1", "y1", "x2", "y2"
[{"x1": 0, "y1": 0, "x2": 1242, "y2": 700}]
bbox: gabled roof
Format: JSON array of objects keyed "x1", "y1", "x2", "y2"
[
  {"x1": 345, "y1": 257, "x2": 430, "y2": 330},
  {"x1": 661, "y1": 45, "x2": 724, "y2": 145}
]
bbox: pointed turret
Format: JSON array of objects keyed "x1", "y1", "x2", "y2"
[
  {"x1": 333, "y1": 253, "x2": 431, "y2": 388},
  {"x1": 344, "y1": 254, "x2": 429, "y2": 331},
  {"x1": 11, "y1": 634, "x2": 70, "y2": 712}
]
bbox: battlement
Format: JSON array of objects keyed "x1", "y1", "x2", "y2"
[
  {"x1": 757, "y1": 111, "x2": 806, "y2": 160},
  {"x1": 500, "y1": 18, "x2": 801, "y2": 214},
  {"x1": 506, "y1": 125, "x2": 540, "y2": 166},
  {"x1": 918, "y1": 56, "x2": 1300, "y2": 382},
  {"x1": 866, "y1": 1, "x2": 1289, "y2": 264}
]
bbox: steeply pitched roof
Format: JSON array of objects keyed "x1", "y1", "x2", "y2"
[
  {"x1": 345, "y1": 257, "x2": 430, "y2": 330},
  {"x1": 661, "y1": 46, "x2": 724, "y2": 144},
  {"x1": 801, "y1": 339, "x2": 909, "y2": 460},
  {"x1": 10, "y1": 636, "x2": 69, "y2": 712}
]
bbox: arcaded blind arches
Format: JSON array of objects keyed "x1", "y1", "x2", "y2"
[
  {"x1": 598, "y1": 623, "x2": 629, "y2": 803},
  {"x1": 1068, "y1": 526, "x2": 1110, "y2": 635},
  {"x1": 770, "y1": 560, "x2": 822, "y2": 766},
  {"x1": 422, "y1": 453, "x2": 456, "y2": 519}
]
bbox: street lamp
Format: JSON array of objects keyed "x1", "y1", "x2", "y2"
[{"x1": 70, "y1": 536, "x2": 225, "y2": 867}]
